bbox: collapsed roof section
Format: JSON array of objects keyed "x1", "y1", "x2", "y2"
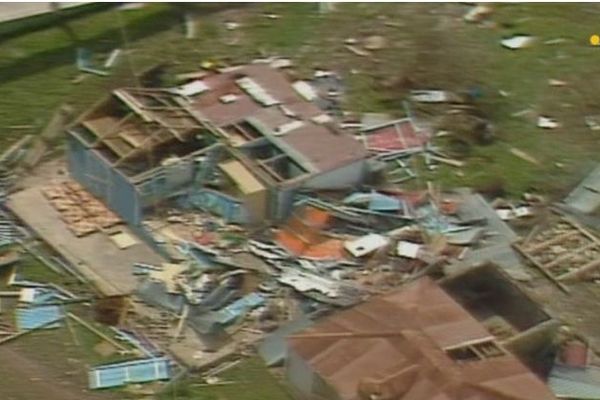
[
  {"x1": 184, "y1": 64, "x2": 368, "y2": 184},
  {"x1": 69, "y1": 87, "x2": 218, "y2": 179},
  {"x1": 69, "y1": 64, "x2": 368, "y2": 188}
]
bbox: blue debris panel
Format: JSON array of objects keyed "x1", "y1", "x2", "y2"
[
  {"x1": 16, "y1": 305, "x2": 64, "y2": 330},
  {"x1": 214, "y1": 292, "x2": 265, "y2": 325},
  {"x1": 89, "y1": 357, "x2": 172, "y2": 389}
]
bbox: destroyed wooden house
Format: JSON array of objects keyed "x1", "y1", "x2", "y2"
[
  {"x1": 441, "y1": 264, "x2": 558, "y2": 372},
  {"x1": 286, "y1": 276, "x2": 558, "y2": 400},
  {"x1": 66, "y1": 64, "x2": 369, "y2": 232}
]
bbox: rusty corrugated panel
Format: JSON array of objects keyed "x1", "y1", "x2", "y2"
[
  {"x1": 276, "y1": 206, "x2": 345, "y2": 261},
  {"x1": 287, "y1": 277, "x2": 558, "y2": 400}
]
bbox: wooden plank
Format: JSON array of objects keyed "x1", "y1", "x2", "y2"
[
  {"x1": 558, "y1": 257, "x2": 600, "y2": 281},
  {"x1": 67, "y1": 313, "x2": 129, "y2": 352},
  {"x1": 568, "y1": 217, "x2": 600, "y2": 244},
  {"x1": 524, "y1": 230, "x2": 581, "y2": 254},
  {"x1": 442, "y1": 337, "x2": 497, "y2": 351},
  {"x1": 513, "y1": 243, "x2": 571, "y2": 293},
  {"x1": 103, "y1": 137, "x2": 134, "y2": 158},
  {"x1": 543, "y1": 242, "x2": 599, "y2": 270}
]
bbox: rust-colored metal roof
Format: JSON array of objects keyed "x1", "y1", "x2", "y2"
[
  {"x1": 189, "y1": 64, "x2": 368, "y2": 174},
  {"x1": 288, "y1": 277, "x2": 557, "y2": 400},
  {"x1": 363, "y1": 119, "x2": 428, "y2": 152}
]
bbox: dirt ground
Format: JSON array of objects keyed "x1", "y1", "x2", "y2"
[
  {"x1": 0, "y1": 342, "x2": 113, "y2": 400},
  {"x1": 528, "y1": 276, "x2": 600, "y2": 353}
]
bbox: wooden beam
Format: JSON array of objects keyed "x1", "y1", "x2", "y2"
[
  {"x1": 543, "y1": 242, "x2": 599, "y2": 270},
  {"x1": 523, "y1": 230, "x2": 581, "y2": 254},
  {"x1": 558, "y1": 258, "x2": 600, "y2": 281},
  {"x1": 442, "y1": 337, "x2": 497, "y2": 351},
  {"x1": 513, "y1": 243, "x2": 571, "y2": 293},
  {"x1": 67, "y1": 313, "x2": 130, "y2": 352},
  {"x1": 568, "y1": 217, "x2": 600, "y2": 245},
  {"x1": 0, "y1": 317, "x2": 63, "y2": 345},
  {"x1": 290, "y1": 331, "x2": 404, "y2": 339},
  {"x1": 93, "y1": 113, "x2": 135, "y2": 144}
]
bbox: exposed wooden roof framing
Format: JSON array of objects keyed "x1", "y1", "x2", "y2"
[
  {"x1": 76, "y1": 88, "x2": 216, "y2": 168},
  {"x1": 514, "y1": 214, "x2": 600, "y2": 292}
]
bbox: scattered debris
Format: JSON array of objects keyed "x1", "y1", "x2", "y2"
[
  {"x1": 344, "y1": 233, "x2": 389, "y2": 258},
  {"x1": 501, "y1": 35, "x2": 535, "y2": 50},
  {"x1": 16, "y1": 305, "x2": 63, "y2": 331},
  {"x1": 42, "y1": 181, "x2": 121, "y2": 237},
  {"x1": 89, "y1": 357, "x2": 172, "y2": 389},
  {"x1": 562, "y1": 163, "x2": 600, "y2": 214},
  {"x1": 224, "y1": 21, "x2": 240, "y2": 31},
  {"x1": 68, "y1": 313, "x2": 130, "y2": 353},
  {"x1": 76, "y1": 48, "x2": 110, "y2": 76},
  {"x1": 548, "y1": 78, "x2": 568, "y2": 87},
  {"x1": 103, "y1": 48, "x2": 122, "y2": 69},
  {"x1": 538, "y1": 116, "x2": 560, "y2": 129},
  {"x1": 510, "y1": 147, "x2": 540, "y2": 165},
  {"x1": 363, "y1": 35, "x2": 386, "y2": 51},
  {"x1": 397, "y1": 240, "x2": 421, "y2": 258},
  {"x1": 410, "y1": 90, "x2": 453, "y2": 103},
  {"x1": 184, "y1": 12, "x2": 196, "y2": 39},
  {"x1": 515, "y1": 216, "x2": 600, "y2": 290},
  {"x1": 345, "y1": 45, "x2": 371, "y2": 57},
  {"x1": 585, "y1": 116, "x2": 600, "y2": 131},
  {"x1": 464, "y1": 4, "x2": 493, "y2": 23},
  {"x1": 544, "y1": 38, "x2": 568, "y2": 45},
  {"x1": 109, "y1": 231, "x2": 138, "y2": 250},
  {"x1": 117, "y1": 3, "x2": 145, "y2": 11}
]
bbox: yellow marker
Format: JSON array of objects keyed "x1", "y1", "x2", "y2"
[{"x1": 590, "y1": 34, "x2": 600, "y2": 46}]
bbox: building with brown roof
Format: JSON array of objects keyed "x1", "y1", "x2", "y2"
[
  {"x1": 286, "y1": 277, "x2": 557, "y2": 400},
  {"x1": 66, "y1": 63, "x2": 369, "y2": 226}
]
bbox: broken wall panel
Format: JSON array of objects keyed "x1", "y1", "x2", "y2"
[
  {"x1": 88, "y1": 357, "x2": 172, "y2": 389},
  {"x1": 68, "y1": 136, "x2": 142, "y2": 225}
]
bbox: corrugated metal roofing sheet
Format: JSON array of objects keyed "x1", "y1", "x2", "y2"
[
  {"x1": 548, "y1": 365, "x2": 600, "y2": 400},
  {"x1": 564, "y1": 163, "x2": 600, "y2": 214},
  {"x1": 16, "y1": 305, "x2": 63, "y2": 330},
  {"x1": 288, "y1": 277, "x2": 557, "y2": 400},
  {"x1": 362, "y1": 119, "x2": 427, "y2": 152},
  {"x1": 88, "y1": 357, "x2": 171, "y2": 389},
  {"x1": 214, "y1": 292, "x2": 265, "y2": 325},
  {"x1": 275, "y1": 206, "x2": 346, "y2": 261},
  {"x1": 258, "y1": 315, "x2": 313, "y2": 366}
]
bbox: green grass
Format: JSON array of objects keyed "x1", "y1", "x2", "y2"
[
  {"x1": 159, "y1": 357, "x2": 293, "y2": 400},
  {"x1": 2, "y1": 3, "x2": 600, "y2": 198}
]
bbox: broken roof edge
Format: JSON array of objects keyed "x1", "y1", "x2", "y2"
[
  {"x1": 360, "y1": 117, "x2": 415, "y2": 133},
  {"x1": 245, "y1": 117, "x2": 319, "y2": 174},
  {"x1": 130, "y1": 143, "x2": 223, "y2": 185},
  {"x1": 440, "y1": 262, "x2": 554, "y2": 322}
]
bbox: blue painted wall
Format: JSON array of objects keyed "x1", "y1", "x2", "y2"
[
  {"x1": 185, "y1": 188, "x2": 249, "y2": 224},
  {"x1": 67, "y1": 136, "x2": 141, "y2": 225}
]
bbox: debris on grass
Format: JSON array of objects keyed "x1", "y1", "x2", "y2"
[
  {"x1": 501, "y1": 35, "x2": 535, "y2": 50},
  {"x1": 345, "y1": 45, "x2": 371, "y2": 57},
  {"x1": 225, "y1": 21, "x2": 240, "y2": 31},
  {"x1": 103, "y1": 48, "x2": 122, "y2": 69},
  {"x1": 463, "y1": 5, "x2": 493, "y2": 23},
  {"x1": 584, "y1": 116, "x2": 600, "y2": 131},
  {"x1": 510, "y1": 147, "x2": 540, "y2": 165},
  {"x1": 363, "y1": 35, "x2": 387, "y2": 51},
  {"x1": 538, "y1": 115, "x2": 560, "y2": 129},
  {"x1": 548, "y1": 79, "x2": 568, "y2": 87}
]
